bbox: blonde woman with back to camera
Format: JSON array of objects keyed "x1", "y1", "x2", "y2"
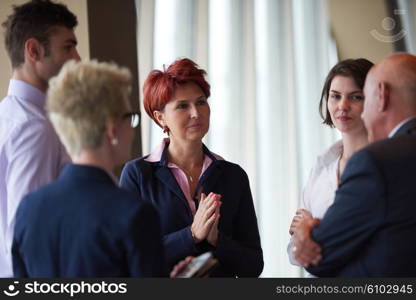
[{"x1": 12, "y1": 60, "x2": 166, "y2": 277}]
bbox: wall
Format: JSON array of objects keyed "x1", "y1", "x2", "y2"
[
  {"x1": 328, "y1": 0, "x2": 394, "y2": 63},
  {"x1": 0, "y1": 0, "x2": 89, "y2": 98}
]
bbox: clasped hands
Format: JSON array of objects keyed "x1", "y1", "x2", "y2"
[
  {"x1": 290, "y1": 209, "x2": 322, "y2": 267},
  {"x1": 191, "y1": 192, "x2": 221, "y2": 247}
]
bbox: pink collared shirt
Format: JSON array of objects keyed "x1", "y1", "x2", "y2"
[{"x1": 145, "y1": 138, "x2": 223, "y2": 215}]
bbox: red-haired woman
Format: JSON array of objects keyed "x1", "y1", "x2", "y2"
[{"x1": 120, "y1": 58, "x2": 263, "y2": 277}]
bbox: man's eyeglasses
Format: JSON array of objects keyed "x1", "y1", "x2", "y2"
[{"x1": 122, "y1": 112, "x2": 140, "y2": 128}]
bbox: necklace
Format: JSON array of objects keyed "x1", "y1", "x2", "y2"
[
  {"x1": 186, "y1": 172, "x2": 194, "y2": 182},
  {"x1": 173, "y1": 156, "x2": 203, "y2": 184},
  {"x1": 182, "y1": 167, "x2": 197, "y2": 183}
]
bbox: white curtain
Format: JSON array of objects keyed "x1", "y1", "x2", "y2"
[
  {"x1": 398, "y1": 0, "x2": 416, "y2": 54},
  {"x1": 136, "y1": 0, "x2": 338, "y2": 277}
]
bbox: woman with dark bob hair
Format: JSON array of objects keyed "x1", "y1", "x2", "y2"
[
  {"x1": 287, "y1": 58, "x2": 374, "y2": 275},
  {"x1": 120, "y1": 58, "x2": 263, "y2": 277}
]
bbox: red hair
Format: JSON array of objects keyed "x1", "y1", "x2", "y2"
[{"x1": 143, "y1": 58, "x2": 211, "y2": 127}]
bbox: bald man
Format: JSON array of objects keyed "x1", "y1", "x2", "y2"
[{"x1": 292, "y1": 53, "x2": 416, "y2": 277}]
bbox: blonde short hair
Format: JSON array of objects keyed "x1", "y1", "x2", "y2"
[{"x1": 47, "y1": 60, "x2": 132, "y2": 156}]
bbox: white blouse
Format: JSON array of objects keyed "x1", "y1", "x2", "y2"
[
  {"x1": 287, "y1": 140, "x2": 343, "y2": 273},
  {"x1": 300, "y1": 140, "x2": 342, "y2": 218}
]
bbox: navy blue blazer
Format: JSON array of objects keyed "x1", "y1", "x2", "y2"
[
  {"x1": 120, "y1": 143, "x2": 263, "y2": 277},
  {"x1": 307, "y1": 118, "x2": 416, "y2": 277},
  {"x1": 12, "y1": 164, "x2": 167, "y2": 277}
]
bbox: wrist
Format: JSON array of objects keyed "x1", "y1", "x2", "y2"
[
  {"x1": 190, "y1": 226, "x2": 201, "y2": 243},
  {"x1": 207, "y1": 237, "x2": 218, "y2": 247},
  {"x1": 208, "y1": 231, "x2": 220, "y2": 247}
]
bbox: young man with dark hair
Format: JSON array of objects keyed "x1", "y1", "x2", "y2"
[{"x1": 0, "y1": 0, "x2": 80, "y2": 277}]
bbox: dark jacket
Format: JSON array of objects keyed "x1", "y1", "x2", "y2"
[
  {"x1": 307, "y1": 118, "x2": 416, "y2": 277},
  {"x1": 12, "y1": 164, "x2": 166, "y2": 277},
  {"x1": 120, "y1": 143, "x2": 263, "y2": 277}
]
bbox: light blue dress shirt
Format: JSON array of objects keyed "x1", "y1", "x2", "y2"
[{"x1": 0, "y1": 79, "x2": 70, "y2": 277}]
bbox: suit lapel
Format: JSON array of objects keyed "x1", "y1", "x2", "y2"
[
  {"x1": 199, "y1": 161, "x2": 223, "y2": 195},
  {"x1": 154, "y1": 167, "x2": 191, "y2": 214},
  {"x1": 155, "y1": 167, "x2": 192, "y2": 219}
]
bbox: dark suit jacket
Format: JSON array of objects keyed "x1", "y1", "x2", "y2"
[
  {"x1": 12, "y1": 164, "x2": 167, "y2": 277},
  {"x1": 120, "y1": 144, "x2": 263, "y2": 277},
  {"x1": 307, "y1": 118, "x2": 416, "y2": 277}
]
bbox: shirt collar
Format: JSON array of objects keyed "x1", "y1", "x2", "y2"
[
  {"x1": 318, "y1": 140, "x2": 343, "y2": 167},
  {"x1": 388, "y1": 117, "x2": 416, "y2": 138},
  {"x1": 145, "y1": 138, "x2": 170, "y2": 163},
  {"x1": 145, "y1": 138, "x2": 223, "y2": 165},
  {"x1": 8, "y1": 79, "x2": 46, "y2": 109}
]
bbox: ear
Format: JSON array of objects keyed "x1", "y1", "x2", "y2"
[
  {"x1": 105, "y1": 119, "x2": 118, "y2": 143},
  {"x1": 25, "y1": 38, "x2": 45, "y2": 63},
  {"x1": 377, "y1": 81, "x2": 389, "y2": 112},
  {"x1": 153, "y1": 110, "x2": 165, "y2": 127}
]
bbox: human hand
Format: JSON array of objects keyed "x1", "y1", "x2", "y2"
[
  {"x1": 191, "y1": 192, "x2": 220, "y2": 243},
  {"x1": 292, "y1": 217, "x2": 322, "y2": 267},
  {"x1": 170, "y1": 256, "x2": 194, "y2": 278},
  {"x1": 207, "y1": 194, "x2": 221, "y2": 246},
  {"x1": 289, "y1": 209, "x2": 312, "y2": 235}
]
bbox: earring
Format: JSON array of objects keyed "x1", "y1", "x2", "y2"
[
  {"x1": 111, "y1": 138, "x2": 118, "y2": 146},
  {"x1": 163, "y1": 126, "x2": 169, "y2": 134}
]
